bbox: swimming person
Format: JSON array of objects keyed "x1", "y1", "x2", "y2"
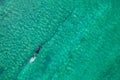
[
  {"x1": 34, "y1": 45, "x2": 41, "y2": 57},
  {"x1": 29, "y1": 45, "x2": 41, "y2": 63}
]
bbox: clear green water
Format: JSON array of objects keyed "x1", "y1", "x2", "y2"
[{"x1": 0, "y1": 0, "x2": 120, "y2": 80}]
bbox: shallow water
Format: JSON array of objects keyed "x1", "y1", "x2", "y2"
[{"x1": 0, "y1": 0, "x2": 120, "y2": 80}]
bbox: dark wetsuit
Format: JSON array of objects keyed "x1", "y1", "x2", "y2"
[
  {"x1": 33, "y1": 45, "x2": 41, "y2": 57},
  {"x1": 35, "y1": 45, "x2": 41, "y2": 54}
]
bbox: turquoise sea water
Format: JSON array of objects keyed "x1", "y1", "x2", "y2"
[{"x1": 0, "y1": 0, "x2": 120, "y2": 80}]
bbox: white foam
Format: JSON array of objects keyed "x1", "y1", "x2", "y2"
[{"x1": 29, "y1": 57, "x2": 36, "y2": 63}]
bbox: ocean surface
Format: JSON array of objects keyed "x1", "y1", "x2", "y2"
[{"x1": 0, "y1": 0, "x2": 120, "y2": 80}]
